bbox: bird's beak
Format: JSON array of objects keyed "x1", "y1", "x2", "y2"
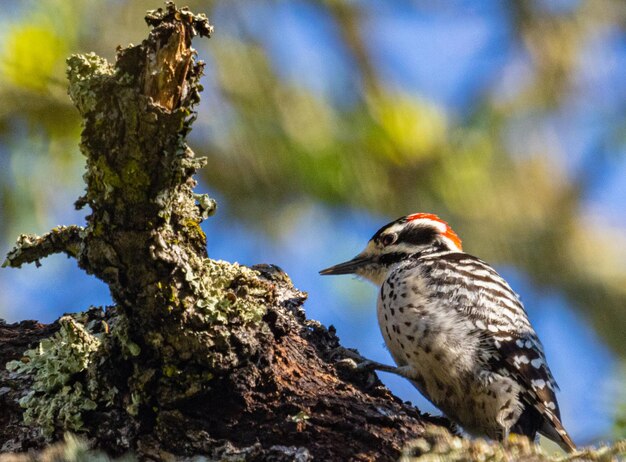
[{"x1": 319, "y1": 254, "x2": 371, "y2": 276}]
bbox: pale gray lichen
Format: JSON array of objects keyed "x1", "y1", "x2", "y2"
[
  {"x1": 2, "y1": 226, "x2": 84, "y2": 269},
  {"x1": 194, "y1": 193, "x2": 217, "y2": 219},
  {"x1": 196, "y1": 259, "x2": 269, "y2": 324},
  {"x1": 6, "y1": 315, "x2": 103, "y2": 437},
  {"x1": 400, "y1": 425, "x2": 626, "y2": 462},
  {"x1": 66, "y1": 53, "x2": 114, "y2": 115}
]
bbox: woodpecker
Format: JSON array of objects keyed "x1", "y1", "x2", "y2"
[{"x1": 320, "y1": 213, "x2": 575, "y2": 452}]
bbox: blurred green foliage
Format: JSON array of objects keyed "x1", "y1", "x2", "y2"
[{"x1": 0, "y1": 0, "x2": 625, "y2": 434}]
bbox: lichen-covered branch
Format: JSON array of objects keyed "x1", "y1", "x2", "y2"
[
  {"x1": 5, "y1": 315, "x2": 102, "y2": 437},
  {"x1": 400, "y1": 426, "x2": 626, "y2": 462},
  {"x1": 2, "y1": 226, "x2": 83, "y2": 269}
]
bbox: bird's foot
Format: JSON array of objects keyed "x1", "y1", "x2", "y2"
[
  {"x1": 330, "y1": 347, "x2": 398, "y2": 374},
  {"x1": 329, "y1": 346, "x2": 368, "y2": 363}
]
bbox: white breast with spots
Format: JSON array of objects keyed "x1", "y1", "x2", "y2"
[{"x1": 376, "y1": 261, "x2": 524, "y2": 439}]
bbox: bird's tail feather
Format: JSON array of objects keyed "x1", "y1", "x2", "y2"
[{"x1": 538, "y1": 411, "x2": 576, "y2": 453}]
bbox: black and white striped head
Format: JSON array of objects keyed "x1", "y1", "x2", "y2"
[{"x1": 320, "y1": 213, "x2": 462, "y2": 285}]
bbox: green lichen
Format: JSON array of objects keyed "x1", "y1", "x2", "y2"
[
  {"x1": 183, "y1": 218, "x2": 206, "y2": 242},
  {"x1": 133, "y1": 257, "x2": 273, "y2": 393},
  {"x1": 400, "y1": 425, "x2": 626, "y2": 462},
  {"x1": 195, "y1": 259, "x2": 269, "y2": 324},
  {"x1": 66, "y1": 53, "x2": 114, "y2": 115},
  {"x1": 6, "y1": 315, "x2": 103, "y2": 437},
  {"x1": 290, "y1": 411, "x2": 310, "y2": 423},
  {"x1": 194, "y1": 193, "x2": 217, "y2": 219},
  {"x1": 108, "y1": 312, "x2": 141, "y2": 359},
  {"x1": 86, "y1": 152, "x2": 150, "y2": 205},
  {"x1": 126, "y1": 392, "x2": 141, "y2": 417}
]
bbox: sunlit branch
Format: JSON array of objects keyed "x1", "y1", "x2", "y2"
[{"x1": 2, "y1": 225, "x2": 84, "y2": 268}]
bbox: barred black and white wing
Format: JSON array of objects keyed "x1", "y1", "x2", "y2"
[
  {"x1": 493, "y1": 332, "x2": 576, "y2": 452},
  {"x1": 421, "y1": 252, "x2": 576, "y2": 452}
]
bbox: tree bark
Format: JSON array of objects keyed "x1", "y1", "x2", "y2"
[{"x1": 0, "y1": 4, "x2": 445, "y2": 460}]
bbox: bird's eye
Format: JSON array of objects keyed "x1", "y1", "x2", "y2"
[{"x1": 381, "y1": 233, "x2": 397, "y2": 246}]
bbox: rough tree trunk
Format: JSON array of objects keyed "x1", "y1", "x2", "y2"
[{"x1": 0, "y1": 4, "x2": 445, "y2": 461}]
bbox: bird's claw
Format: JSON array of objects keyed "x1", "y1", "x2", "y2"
[
  {"x1": 330, "y1": 347, "x2": 382, "y2": 374},
  {"x1": 329, "y1": 346, "x2": 368, "y2": 363}
]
